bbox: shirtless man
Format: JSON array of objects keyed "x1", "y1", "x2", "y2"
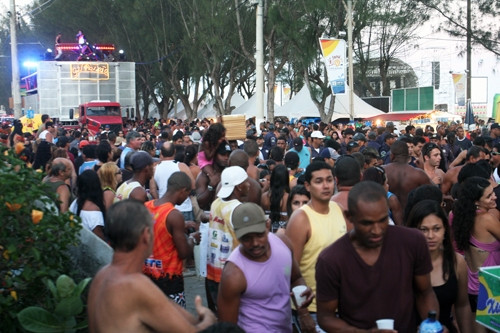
[
  {"x1": 87, "y1": 199, "x2": 216, "y2": 332},
  {"x1": 422, "y1": 142, "x2": 445, "y2": 187},
  {"x1": 228, "y1": 149, "x2": 261, "y2": 205},
  {"x1": 441, "y1": 146, "x2": 487, "y2": 197},
  {"x1": 330, "y1": 156, "x2": 361, "y2": 231},
  {"x1": 383, "y1": 140, "x2": 431, "y2": 212}
]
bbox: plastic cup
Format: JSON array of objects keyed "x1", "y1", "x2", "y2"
[
  {"x1": 376, "y1": 319, "x2": 394, "y2": 329},
  {"x1": 292, "y1": 285, "x2": 307, "y2": 307}
]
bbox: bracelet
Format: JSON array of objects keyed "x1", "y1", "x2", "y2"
[{"x1": 188, "y1": 235, "x2": 199, "y2": 246}]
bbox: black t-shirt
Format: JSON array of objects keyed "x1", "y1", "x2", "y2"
[{"x1": 316, "y1": 226, "x2": 432, "y2": 332}]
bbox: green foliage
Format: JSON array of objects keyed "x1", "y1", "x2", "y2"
[
  {"x1": 0, "y1": 146, "x2": 82, "y2": 332},
  {"x1": 17, "y1": 275, "x2": 91, "y2": 333}
]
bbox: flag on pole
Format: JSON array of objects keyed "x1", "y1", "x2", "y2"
[
  {"x1": 464, "y1": 99, "x2": 475, "y2": 131},
  {"x1": 319, "y1": 38, "x2": 346, "y2": 95}
]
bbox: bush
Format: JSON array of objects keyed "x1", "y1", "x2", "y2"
[
  {"x1": 0, "y1": 145, "x2": 82, "y2": 331},
  {"x1": 18, "y1": 274, "x2": 90, "y2": 333}
]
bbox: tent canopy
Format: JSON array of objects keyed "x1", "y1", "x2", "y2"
[
  {"x1": 231, "y1": 92, "x2": 280, "y2": 119},
  {"x1": 275, "y1": 86, "x2": 384, "y2": 121},
  {"x1": 197, "y1": 94, "x2": 246, "y2": 119}
]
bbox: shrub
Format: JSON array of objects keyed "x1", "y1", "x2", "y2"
[
  {"x1": 18, "y1": 274, "x2": 90, "y2": 332},
  {"x1": 0, "y1": 145, "x2": 82, "y2": 331}
]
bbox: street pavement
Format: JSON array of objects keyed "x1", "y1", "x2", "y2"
[{"x1": 185, "y1": 272, "x2": 209, "y2": 316}]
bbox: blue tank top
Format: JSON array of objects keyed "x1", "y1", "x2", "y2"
[{"x1": 228, "y1": 233, "x2": 293, "y2": 332}]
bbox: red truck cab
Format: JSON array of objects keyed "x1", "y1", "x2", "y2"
[{"x1": 78, "y1": 100, "x2": 123, "y2": 135}]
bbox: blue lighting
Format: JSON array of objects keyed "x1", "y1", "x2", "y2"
[{"x1": 23, "y1": 61, "x2": 38, "y2": 69}]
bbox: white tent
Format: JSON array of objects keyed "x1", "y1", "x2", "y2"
[
  {"x1": 231, "y1": 92, "x2": 281, "y2": 119},
  {"x1": 197, "y1": 94, "x2": 246, "y2": 119},
  {"x1": 275, "y1": 86, "x2": 385, "y2": 120},
  {"x1": 167, "y1": 100, "x2": 187, "y2": 119}
]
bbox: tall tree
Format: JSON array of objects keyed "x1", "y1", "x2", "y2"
[
  {"x1": 419, "y1": 0, "x2": 500, "y2": 56},
  {"x1": 353, "y1": 0, "x2": 430, "y2": 97}
]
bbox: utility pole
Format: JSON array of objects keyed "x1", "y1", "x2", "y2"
[
  {"x1": 347, "y1": 0, "x2": 354, "y2": 121},
  {"x1": 255, "y1": 0, "x2": 265, "y2": 122},
  {"x1": 466, "y1": 0, "x2": 471, "y2": 101},
  {"x1": 10, "y1": 0, "x2": 22, "y2": 119}
]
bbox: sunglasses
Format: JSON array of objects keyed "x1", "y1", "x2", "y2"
[
  {"x1": 423, "y1": 143, "x2": 439, "y2": 156},
  {"x1": 491, "y1": 151, "x2": 500, "y2": 156}
]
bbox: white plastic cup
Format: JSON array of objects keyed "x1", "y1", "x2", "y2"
[
  {"x1": 376, "y1": 319, "x2": 394, "y2": 330},
  {"x1": 292, "y1": 285, "x2": 307, "y2": 307}
]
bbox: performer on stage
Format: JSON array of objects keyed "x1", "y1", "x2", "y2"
[{"x1": 54, "y1": 32, "x2": 62, "y2": 60}]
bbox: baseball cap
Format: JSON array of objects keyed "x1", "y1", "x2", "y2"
[
  {"x1": 190, "y1": 131, "x2": 202, "y2": 144},
  {"x1": 130, "y1": 151, "x2": 154, "y2": 171},
  {"x1": 231, "y1": 203, "x2": 267, "y2": 239},
  {"x1": 217, "y1": 166, "x2": 248, "y2": 199},
  {"x1": 343, "y1": 128, "x2": 355, "y2": 136},
  {"x1": 311, "y1": 131, "x2": 325, "y2": 139},
  {"x1": 352, "y1": 133, "x2": 366, "y2": 142},
  {"x1": 79, "y1": 140, "x2": 90, "y2": 149},
  {"x1": 216, "y1": 141, "x2": 232, "y2": 155},
  {"x1": 347, "y1": 141, "x2": 360, "y2": 149},
  {"x1": 293, "y1": 137, "x2": 303, "y2": 147},
  {"x1": 492, "y1": 123, "x2": 500, "y2": 130},
  {"x1": 320, "y1": 147, "x2": 341, "y2": 160},
  {"x1": 105, "y1": 124, "x2": 110, "y2": 129},
  {"x1": 384, "y1": 133, "x2": 397, "y2": 140}
]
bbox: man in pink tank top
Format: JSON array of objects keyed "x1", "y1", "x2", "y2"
[{"x1": 218, "y1": 203, "x2": 315, "y2": 332}]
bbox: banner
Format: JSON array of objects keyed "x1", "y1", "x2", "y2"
[
  {"x1": 319, "y1": 38, "x2": 346, "y2": 94},
  {"x1": 452, "y1": 73, "x2": 466, "y2": 106}
]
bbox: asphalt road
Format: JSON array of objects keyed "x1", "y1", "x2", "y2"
[{"x1": 185, "y1": 273, "x2": 209, "y2": 316}]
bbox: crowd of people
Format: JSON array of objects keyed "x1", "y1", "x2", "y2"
[{"x1": 3, "y1": 112, "x2": 500, "y2": 332}]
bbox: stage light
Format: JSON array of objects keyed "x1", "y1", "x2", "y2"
[{"x1": 118, "y1": 49, "x2": 126, "y2": 61}]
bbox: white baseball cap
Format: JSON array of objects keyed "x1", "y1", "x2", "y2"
[
  {"x1": 217, "y1": 166, "x2": 248, "y2": 199},
  {"x1": 311, "y1": 131, "x2": 325, "y2": 139}
]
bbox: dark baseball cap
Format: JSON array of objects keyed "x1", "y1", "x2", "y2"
[
  {"x1": 216, "y1": 141, "x2": 232, "y2": 155},
  {"x1": 492, "y1": 123, "x2": 500, "y2": 130},
  {"x1": 130, "y1": 151, "x2": 154, "y2": 171},
  {"x1": 293, "y1": 137, "x2": 303, "y2": 147}
]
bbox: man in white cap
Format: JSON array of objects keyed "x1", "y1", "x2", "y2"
[
  {"x1": 205, "y1": 166, "x2": 250, "y2": 313},
  {"x1": 310, "y1": 130, "x2": 325, "y2": 159},
  {"x1": 218, "y1": 203, "x2": 315, "y2": 333}
]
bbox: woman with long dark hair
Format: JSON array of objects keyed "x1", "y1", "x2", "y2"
[
  {"x1": 184, "y1": 144, "x2": 201, "y2": 180},
  {"x1": 70, "y1": 170, "x2": 106, "y2": 241},
  {"x1": 453, "y1": 176, "x2": 500, "y2": 319},
  {"x1": 286, "y1": 185, "x2": 310, "y2": 218},
  {"x1": 408, "y1": 200, "x2": 472, "y2": 333},
  {"x1": 261, "y1": 164, "x2": 290, "y2": 232}
]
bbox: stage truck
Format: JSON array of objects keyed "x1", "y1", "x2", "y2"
[{"x1": 21, "y1": 60, "x2": 136, "y2": 135}]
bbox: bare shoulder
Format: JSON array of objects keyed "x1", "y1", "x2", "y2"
[
  {"x1": 276, "y1": 232, "x2": 294, "y2": 252},
  {"x1": 286, "y1": 208, "x2": 310, "y2": 232},
  {"x1": 220, "y1": 260, "x2": 246, "y2": 292}
]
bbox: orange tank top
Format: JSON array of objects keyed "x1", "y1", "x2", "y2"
[{"x1": 143, "y1": 201, "x2": 183, "y2": 279}]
